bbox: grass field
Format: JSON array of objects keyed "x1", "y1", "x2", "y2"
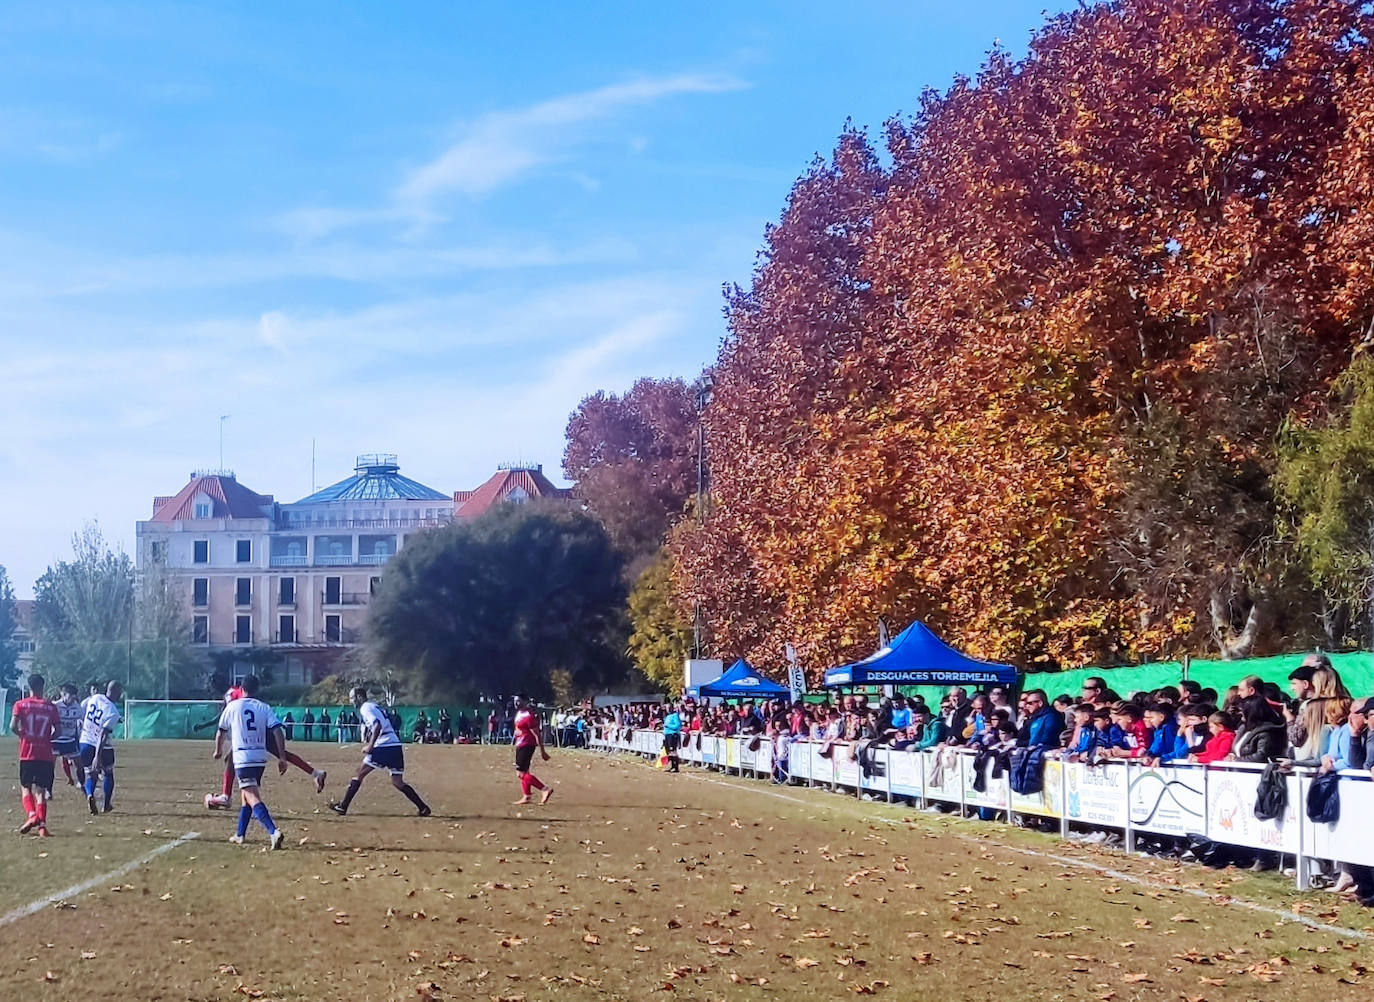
[{"x1": 0, "y1": 739, "x2": 1372, "y2": 1001}]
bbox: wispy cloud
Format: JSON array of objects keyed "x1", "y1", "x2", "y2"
[
  {"x1": 276, "y1": 73, "x2": 745, "y2": 242},
  {"x1": 395, "y1": 74, "x2": 744, "y2": 205}
]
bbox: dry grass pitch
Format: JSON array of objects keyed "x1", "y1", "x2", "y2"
[{"x1": 0, "y1": 739, "x2": 1372, "y2": 1001}]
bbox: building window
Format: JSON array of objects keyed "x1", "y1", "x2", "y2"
[
  {"x1": 150, "y1": 540, "x2": 167, "y2": 562},
  {"x1": 17, "y1": 639, "x2": 35, "y2": 654},
  {"x1": 279, "y1": 615, "x2": 295, "y2": 644},
  {"x1": 325, "y1": 614, "x2": 342, "y2": 643},
  {"x1": 193, "y1": 540, "x2": 209, "y2": 564},
  {"x1": 192, "y1": 578, "x2": 209, "y2": 607},
  {"x1": 369, "y1": 576, "x2": 381, "y2": 596},
  {"x1": 236, "y1": 539, "x2": 252, "y2": 563},
  {"x1": 324, "y1": 576, "x2": 341, "y2": 605},
  {"x1": 194, "y1": 501, "x2": 212, "y2": 519},
  {"x1": 193, "y1": 616, "x2": 209, "y2": 644},
  {"x1": 279, "y1": 577, "x2": 295, "y2": 605},
  {"x1": 235, "y1": 615, "x2": 251, "y2": 644},
  {"x1": 235, "y1": 577, "x2": 251, "y2": 606}
]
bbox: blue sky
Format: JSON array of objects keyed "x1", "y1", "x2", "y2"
[{"x1": 0, "y1": 1, "x2": 1073, "y2": 596}]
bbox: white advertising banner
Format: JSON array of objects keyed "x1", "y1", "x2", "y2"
[
  {"x1": 961, "y1": 755, "x2": 1008, "y2": 809},
  {"x1": 1127, "y1": 764, "x2": 1206, "y2": 836},
  {"x1": 1065, "y1": 762, "x2": 1128, "y2": 827},
  {"x1": 923, "y1": 750, "x2": 963, "y2": 804},
  {"x1": 1010, "y1": 759, "x2": 1063, "y2": 818},
  {"x1": 887, "y1": 748, "x2": 924, "y2": 797},
  {"x1": 1309, "y1": 775, "x2": 1374, "y2": 866},
  {"x1": 1203, "y1": 768, "x2": 1299, "y2": 853}
]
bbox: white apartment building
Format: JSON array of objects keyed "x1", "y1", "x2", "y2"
[{"x1": 136, "y1": 455, "x2": 452, "y2": 685}]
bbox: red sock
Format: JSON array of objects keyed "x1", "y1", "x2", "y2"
[
  {"x1": 36, "y1": 801, "x2": 47, "y2": 824},
  {"x1": 527, "y1": 774, "x2": 545, "y2": 791},
  {"x1": 519, "y1": 774, "x2": 533, "y2": 797},
  {"x1": 60, "y1": 759, "x2": 73, "y2": 783},
  {"x1": 21, "y1": 792, "x2": 34, "y2": 817},
  {"x1": 222, "y1": 766, "x2": 233, "y2": 797}
]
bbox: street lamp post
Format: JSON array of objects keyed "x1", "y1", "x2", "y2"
[{"x1": 693, "y1": 376, "x2": 713, "y2": 658}]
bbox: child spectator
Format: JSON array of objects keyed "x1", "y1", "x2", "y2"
[
  {"x1": 1063, "y1": 703, "x2": 1097, "y2": 761},
  {"x1": 1108, "y1": 702, "x2": 1151, "y2": 759},
  {"x1": 1142, "y1": 703, "x2": 1178, "y2": 765},
  {"x1": 1190, "y1": 711, "x2": 1237, "y2": 764}
]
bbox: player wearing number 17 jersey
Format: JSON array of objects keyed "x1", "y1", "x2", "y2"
[
  {"x1": 12, "y1": 674, "x2": 60, "y2": 836},
  {"x1": 213, "y1": 674, "x2": 285, "y2": 849}
]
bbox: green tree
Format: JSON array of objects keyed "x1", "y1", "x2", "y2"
[
  {"x1": 626, "y1": 550, "x2": 691, "y2": 696},
  {"x1": 366, "y1": 502, "x2": 629, "y2": 700},
  {"x1": 0, "y1": 565, "x2": 19, "y2": 695},
  {"x1": 1275, "y1": 357, "x2": 1374, "y2": 647},
  {"x1": 33, "y1": 523, "x2": 199, "y2": 697}
]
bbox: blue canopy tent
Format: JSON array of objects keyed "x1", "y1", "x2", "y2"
[
  {"x1": 691, "y1": 659, "x2": 791, "y2": 700},
  {"x1": 823, "y1": 621, "x2": 1019, "y2": 688}
]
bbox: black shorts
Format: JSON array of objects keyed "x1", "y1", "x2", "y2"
[
  {"x1": 515, "y1": 743, "x2": 536, "y2": 773},
  {"x1": 20, "y1": 760, "x2": 55, "y2": 791},
  {"x1": 79, "y1": 743, "x2": 115, "y2": 770},
  {"x1": 53, "y1": 739, "x2": 80, "y2": 759},
  {"x1": 663, "y1": 733, "x2": 681, "y2": 752},
  {"x1": 364, "y1": 744, "x2": 405, "y2": 775}
]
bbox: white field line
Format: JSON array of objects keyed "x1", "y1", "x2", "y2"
[
  {"x1": 684, "y1": 771, "x2": 1372, "y2": 941},
  {"x1": 0, "y1": 831, "x2": 200, "y2": 929}
]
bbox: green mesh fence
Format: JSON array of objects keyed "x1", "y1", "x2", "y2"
[{"x1": 124, "y1": 701, "x2": 485, "y2": 740}]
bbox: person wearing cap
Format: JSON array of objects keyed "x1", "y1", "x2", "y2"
[{"x1": 1286, "y1": 654, "x2": 1328, "y2": 749}]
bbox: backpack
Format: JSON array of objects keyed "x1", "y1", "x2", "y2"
[
  {"x1": 1253, "y1": 762, "x2": 1287, "y2": 821},
  {"x1": 1306, "y1": 771, "x2": 1341, "y2": 824}
]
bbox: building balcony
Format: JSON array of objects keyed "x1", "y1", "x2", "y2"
[
  {"x1": 358, "y1": 553, "x2": 393, "y2": 566},
  {"x1": 315, "y1": 555, "x2": 355, "y2": 567},
  {"x1": 269, "y1": 629, "x2": 360, "y2": 647},
  {"x1": 270, "y1": 555, "x2": 308, "y2": 567},
  {"x1": 322, "y1": 591, "x2": 368, "y2": 607}
]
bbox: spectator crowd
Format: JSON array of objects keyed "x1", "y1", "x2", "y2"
[{"x1": 592, "y1": 652, "x2": 1374, "y2": 906}]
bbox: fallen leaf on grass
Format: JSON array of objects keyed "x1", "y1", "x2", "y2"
[
  {"x1": 159, "y1": 893, "x2": 173, "y2": 901},
  {"x1": 234, "y1": 984, "x2": 264, "y2": 998},
  {"x1": 1171, "y1": 913, "x2": 1198, "y2": 923},
  {"x1": 628, "y1": 926, "x2": 644, "y2": 937},
  {"x1": 42, "y1": 972, "x2": 59, "y2": 983},
  {"x1": 1121, "y1": 973, "x2": 1151, "y2": 984},
  {"x1": 416, "y1": 983, "x2": 441, "y2": 1000},
  {"x1": 217, "y1": 965, "x2": 239, "y2": 975},
  {"x1": 851, "y1": 981, "x2": 889, "y2": 995},
  {"x1": 407, "y1": 950, "x2": 424, "y2": 962},
  {"x1": 1198, "y1": 977, "x2": 1227, "y2": 987},
  {"x1": 794, "y1": 957, "x2": 820, "y2": 969},
  {"x1": 80, "y1": 951, "x2": 96, "y2": 960},
  {"x1": 913, "y1": 953, "x2": 933, "y2": 965},
  {"x1": 499, "y1": 937, "x2": 526, "y2": 948},
  {"x1": 582, "y1": 932, "x2": 601, "y2": 946}
]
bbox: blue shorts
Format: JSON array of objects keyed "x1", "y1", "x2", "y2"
[
  {"x1": 364, "y1": 744, "x2": 405, "y2": 775},
  {"x1": 53, "y1": 739, "x2": 81, "y2": 759},
  {"x1": 79, "y1": 743, "x2": 115, "y2": 770},
  {"x1": 235, "y1": 766, "x2": 266, "y2": 789}
]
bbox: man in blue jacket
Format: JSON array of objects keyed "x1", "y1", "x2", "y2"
[{"x1": 1017, "y1": 690, "x2": 1064, "y2": 748}]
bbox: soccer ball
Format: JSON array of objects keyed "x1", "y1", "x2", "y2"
[{"x1": 204, "y1": 793, "x2": 229, "y2": 810}]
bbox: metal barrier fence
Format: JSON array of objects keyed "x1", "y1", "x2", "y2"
[{"x1": 590, "y1": 729, "x2": 1374, "y2": 893}]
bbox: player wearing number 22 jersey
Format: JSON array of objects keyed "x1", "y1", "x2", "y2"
[
  {"x1": 214, "y1": 674, "x2": 285, "y2": 850},
  {"x1": 80, "y1": 681, "x2": 123, "y2": 815}
]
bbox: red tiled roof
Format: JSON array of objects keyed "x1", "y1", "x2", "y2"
[
  {"x1": 151, "y1": 474, "x2": 274, "y2": 522},
  {"x1": 454, "y1": 467, "x2": 573, "y2": 519}
]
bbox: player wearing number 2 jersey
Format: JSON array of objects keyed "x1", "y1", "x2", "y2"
[
  {"x1": 52, "y1": 684, "x2": 85, "y2": 788},
  {"x1": 329, "y1": 686, "x2": 430, "y2": 817},
  {"x1": 214, "y1": 675, "x2": 285, "y2": 850}
]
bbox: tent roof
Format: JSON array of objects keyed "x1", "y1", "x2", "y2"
[
  {"x1": 823, "y1": 621, "x2": 1019, "y2": 688},
  {"x1": 697, "y1": 659, "x2": 790, "y2": 698}
]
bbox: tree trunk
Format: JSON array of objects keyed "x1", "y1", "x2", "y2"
[{"x1": 1209, "y1": 583, "x2": 1265, "y2": 660}]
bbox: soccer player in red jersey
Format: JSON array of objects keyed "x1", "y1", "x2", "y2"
[
  {"x1": 11, "y1": 673, "x2": 61, "y2": 837},
  {"x1": 512, "y1": 695, "x2": 553, "y2": 805}
]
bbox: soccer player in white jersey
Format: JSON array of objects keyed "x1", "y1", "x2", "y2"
[
  {"x1": 214, "y1": 674, "x2": 286, "y2": 849},
  {"x1": 52, "y1": 683, "x2": 86, "y2": 788},
  {"x1": 329, "y1": 686, "x2": 431, "y2": 817},
  {"x1": 79, "y1": 681, "x2": 123, "y2": 814}
]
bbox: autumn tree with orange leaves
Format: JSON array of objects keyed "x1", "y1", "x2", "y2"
[{"x1": 571, "y1": 0, "x2": 1374, "y2": 677}]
